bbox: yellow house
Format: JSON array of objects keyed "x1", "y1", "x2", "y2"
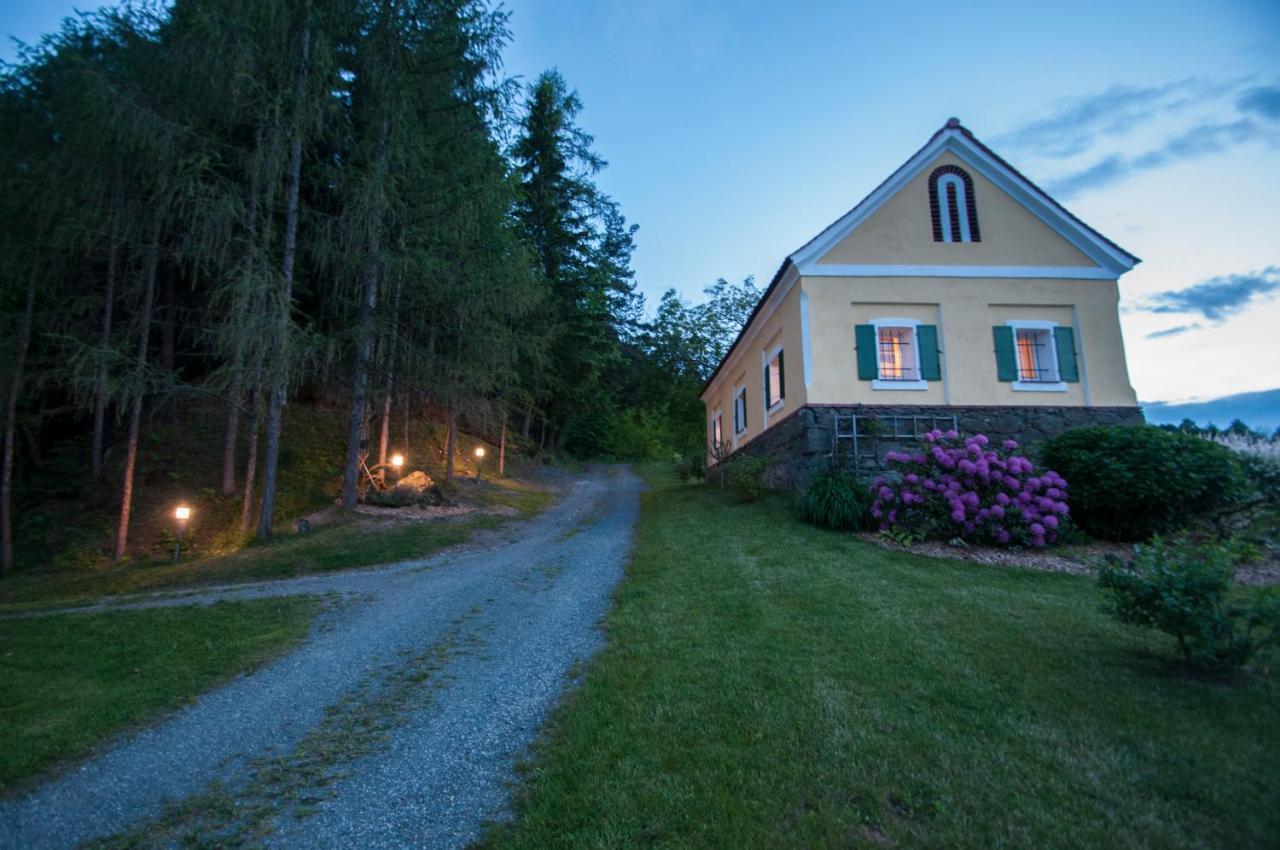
[{"x1": 701, "y1": 118, "x2": 1144, "y2": 485}]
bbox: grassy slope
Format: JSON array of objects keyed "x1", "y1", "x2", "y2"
[
  {"x1": 0, "y1": 597, "x2": 317, "y2": 791},
  {"x1": 489, "y1": 467, "x2": 1279, "y2": 850}
]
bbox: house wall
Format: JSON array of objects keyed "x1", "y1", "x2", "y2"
[
  {"x1": 818, "y1": 151, "x2": 1094, "y2": 267},
  {"x1": 702, "y1": 274, "x2": 806, "y2": 456},
  {"x1": 803, "y1": 275, "x2": 1137, "y2": 408}
]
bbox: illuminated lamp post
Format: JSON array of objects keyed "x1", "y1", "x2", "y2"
[
  {"x1": 389, "y1": 453, "x2": 405, "y2": 485},
  {"x1": 474, "y1": 446, "x2": 486, "y2": 481},
  {"x1": 172, "y1": 503, "x2": 192, "y2": 563}
]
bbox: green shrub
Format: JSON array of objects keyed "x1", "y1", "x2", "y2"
[
  {"x1": 728, "y1": 455, "x2": 771, "y2": 503},
  {"x1": 795, "y1": 469, "x2": 872, "y2": 531},
  {"x1": 1042, "y1": 426, "x2": 1243, "y2": 541},
  {"x1": 1098, "y1": 536, "x2": 1280, "y2": 673}
]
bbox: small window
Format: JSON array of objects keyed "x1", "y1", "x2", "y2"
[
  {"x1": 764, "y1": 346, "x2": 785, "y2": 411},
  {"x1": 994, "y1": 321, "x2": 1074, "y2": 392},
  {"x1": 855, "y1": 319, "x2": 937, "y2": 390},
  {"x1": 928, "y1": 166, "x2": 980, "y2": 243},
  {"x1": 733, "y1": 386, "x2": 747, "y2": 434},
  {"x1": 1014, "y1": 328, "x2": 1057, "y2": 383},
  {"x1": 712, "y1": 411, "x2": 723, "y2": 446},
  {"x1": 877, "y1": 327, "x2": 919, "y2": 382}
]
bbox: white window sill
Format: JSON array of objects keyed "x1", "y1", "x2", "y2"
[
  {"x1": 734, "y1": 429, "x2": 747, "y2": 437},
  {"x1": 766, "y1": 400, "x2": 785, "y2": 415},
  {"x1": 872, "y1": 379, "x2": 928, "y2": 391},
  {"x1": 1012, "y1": 380, "x2": 1067, "y2": 392}
]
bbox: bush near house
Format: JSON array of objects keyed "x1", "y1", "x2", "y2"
[
  {"x1": 1042, "y1": 426, "x2": 1244, "y2": 542},
  {"x1": 870, "y1": 430, "x2": 1069, "y2": 547},
  {"x1": 727, "y1": 454, "x2": 771, "y2": 503},
  {"x1": 794, "y1": 468, "x2": 873, "y2": 532},
  {"x1": 1098, "y1": 536, "x2": 1280, "y2": 673}
]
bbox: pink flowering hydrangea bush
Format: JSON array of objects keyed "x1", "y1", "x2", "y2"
[{"x1": 869, "y1": 430, "x2": 1070, "y2": 547}]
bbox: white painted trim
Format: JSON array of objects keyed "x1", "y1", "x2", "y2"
[
  {"x1": 760, "y1": 349, "x2": 769, "y2": 423},
  {"x1": 1005, "y1": 319, "x2": 1061, "y2": 386},
  {"x1": 872, "y1": 379, "x2": 929, "y2": 391},
  {"x1": 787, "y1": 128, "x2": 1137, "y2": 275},
  {"x1": 732, "y1": 384, "x2": 747, "y2": 445},
  {"x1": 1071, "y1": 305, "x2": 1091, "y2": 406},
  {"x1": 799, "y1": 290, "x2": 812, "y2": 389},
  {"x1": 935, "y1": 303, "x2": 951, "y2": 405},
  {"x1": 869, "y1": 317, "x2": 924, "y2": 386},
  {"x1": 763, "y1": 342, "x2": 785, "y2": 417},
  {"x1": 798, "y1": 263, "x2": 1113, "y2": 280}
]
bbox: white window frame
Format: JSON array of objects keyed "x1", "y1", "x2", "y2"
[
  {"x1": 1006, "y1": 319, "x2": 1067, "y2": 393},
  {"x1": 763, "y1": 343, "x2": 785, "y2": 415},
  {"x1": 870, "y1": 317, "x2": 928, "y2": 391},
  {"x1": 732, "y1": 384, "x2": 747, "y2": 444}
]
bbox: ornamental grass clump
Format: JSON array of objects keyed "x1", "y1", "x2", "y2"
[{"x1": 870, "y1": 430, "x2": 1069, "y2": 547}]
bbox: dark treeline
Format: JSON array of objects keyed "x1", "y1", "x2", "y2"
[{"x1": 0, "y1": 0, "x2": 754, "y2": 570}]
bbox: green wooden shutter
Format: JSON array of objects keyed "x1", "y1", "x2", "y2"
[
  {"x1": 916, "y1": 325, "x2": 941, "y2": 381},
  {"x1": 855, "y1": 325, "x2": 878, "y2": 380},
  {"x1": 763, "y1": 361, "x2": 771, "y2": 408},
  {"x1": 1054, "y1": 327, "x2": 1079, "y2": 382},
  {"x1": 778, "y1": 350, "x2": 786, "y2": 400},
  {"x1": 993, "y1": 326, "x2": 1018, "y2": 382}
]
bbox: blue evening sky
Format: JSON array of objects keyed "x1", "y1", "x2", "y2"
[{"x1": 4, "y1": 1, "x2": 1279, "y2": 403}]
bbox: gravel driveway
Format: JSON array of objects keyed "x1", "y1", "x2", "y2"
[{"x1": 0, "y1": 465, "x2": 642, "y2": 849}]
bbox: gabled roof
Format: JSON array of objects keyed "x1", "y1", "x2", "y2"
[{"x1": 700, "y1": 118, "x2": 1141, "y2": 398}]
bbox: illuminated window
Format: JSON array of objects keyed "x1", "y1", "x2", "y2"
[
  {"x1": 1015, "y1": 328, "x2": 1056, "y2": 383},
  {"x1": 999, "y1": 320, "x2": 1070, "y2": 392},
  {"x1": 712, "y1": 411, "x2": 723, "y2": 446},
  {"x1": 928, "y1": 166, "x2": 980, "y2": 243},
  {"x1": 877, "y1": 327, "x2": 918, "y2": 381}
]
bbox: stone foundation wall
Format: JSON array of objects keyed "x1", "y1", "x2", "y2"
[{"x1": 713, "y1": 404, "x2": 1144, "y2": 491}]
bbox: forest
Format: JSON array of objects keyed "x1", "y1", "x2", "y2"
[{"x1": 0, "y1": 0, "x2": 757, "y2": 573}]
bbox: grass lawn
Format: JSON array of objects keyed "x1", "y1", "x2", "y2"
[
  {"x1": 0, "y1": 476, "x2": 554, "y2": 609},
  {"x1": 488, "y1": 466, "x2": 1280, "y2": 849},
  {"x1": 0, "y1": 597, "x2": 318, "y2": 792}
]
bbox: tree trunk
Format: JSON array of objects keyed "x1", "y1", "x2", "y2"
[
  {"x1": 377, "y1": 392, "x2": 392, "y2": 479},
  {"x1": 220, "y1": 371, "x2": 243, "y2": 496},
  {"x1": 258, "y1": 24, "x2": 310, "y2": 541},
  {"x1": 520, "y1": 402, "x2": 533, "y2": 439},
  {"x1": 341, "y1": 235, "x2": 381, "y2": 511},
  {"x1": 221, "y1": 173, "x2": 260, "y2": 498},
  {"x1": 444, "y1": 409, "x2": 458, "y2": 482},
  {"x1": 91, "y1": 197, "x2": 121, "y2": 481},
  {"x1": 498, "y1": 418, "x2": 507, "y2": 478},
  {"x1": 240, "y1": 393, "x2": 260, "y2": 535},
  {"x1": 114, "y1": 222, "x2": 161, "y2": 561},
  {"x1": 539, "y1": 414, "x2": 547, "y2": 451},
  {"x1": 376, "y1": 277, "x2": 402, "y2": 475},
  {"x1": 1, "y1": 267, "x2": 36, "y2": 572},
  {"x1": 402, "y1": 391, "x2": 410, "y2": 460}
]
